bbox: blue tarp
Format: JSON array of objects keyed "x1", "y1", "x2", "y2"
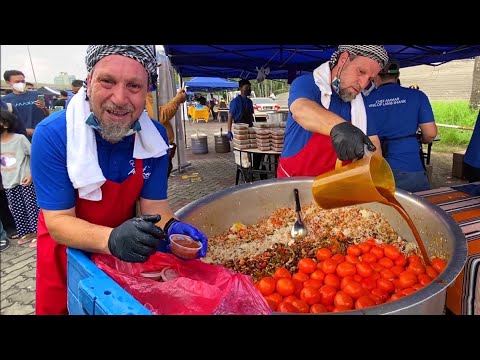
[
  {"x1": 184, "y1": 77, "x2": 239, "y2": 91},
  {"x1": 164, "y1": 45, "x2": 480, "y2": 80}
]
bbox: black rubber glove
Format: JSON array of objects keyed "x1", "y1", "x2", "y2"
[
  {"x1": 330, "y1": 122, "x2": 376, "y2": 161},
  {"x1": 108, "y1": 214, "x2": 165, "y2": 263}
]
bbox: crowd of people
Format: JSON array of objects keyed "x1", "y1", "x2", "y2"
[{"x1": 0, "y1": 44, "x2": 479, "y2": 315}]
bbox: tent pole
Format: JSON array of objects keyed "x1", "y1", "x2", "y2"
[{"x1": 181, "y1": 75, "x2": 189, "y2": 151}]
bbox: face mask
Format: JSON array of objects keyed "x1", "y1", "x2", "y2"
[
  {"x1": 362, "y1": 81, "x2": 376, "y2": 96},
  {"x1": 332, "y1": 77, "x2": 341, "y2": 95},
  {"x1": 12, "y1": 82, "x2": 26, "y2": 92}
]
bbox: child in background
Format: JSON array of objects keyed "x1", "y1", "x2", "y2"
[{"x1": 0, "y1": 109, "x2": 39, "y2": 247}]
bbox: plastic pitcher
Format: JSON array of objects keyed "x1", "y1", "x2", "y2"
[{"x1": 312, "y1": 150, "x2": 395, "y2": 209}]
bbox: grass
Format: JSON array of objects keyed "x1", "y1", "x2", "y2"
[{"x1": 431, "y1": 101, "x2": 478, "y2": 152}]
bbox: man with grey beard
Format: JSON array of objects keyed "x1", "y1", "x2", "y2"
[
  {"x1": 277, "y1": 45, "x2": 389, "y2": 178},
  {"x1": 30, "y1": 45, "x2": 208, "y2": 315}
]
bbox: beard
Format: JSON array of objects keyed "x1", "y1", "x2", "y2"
[
  {"x1": 99, "y1": 120, "x2": 131, "y2": 144},
  {"x1": 338, "y1": 87, "x2": 357, "y2": 102}
]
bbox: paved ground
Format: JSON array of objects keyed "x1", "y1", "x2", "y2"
[{"x1": 0, "y1": 120, "x2": 468, "y2": 315}]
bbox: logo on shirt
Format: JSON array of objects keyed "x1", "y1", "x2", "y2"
[
  {"x1": 368, "y1": 97, "x2": 407, "y2": 108},
  {"x1": 1, "y1": 155, "x2": 16, "y2": 168},
  {"x1": 127, "y1": 159, "x2": 151, "y2": 179}
]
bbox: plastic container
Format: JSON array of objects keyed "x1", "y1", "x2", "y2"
[{"x1": 170, "y1": 234, "x2": 202, "y2": 260}]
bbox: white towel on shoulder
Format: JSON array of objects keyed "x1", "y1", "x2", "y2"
[
  {"x1": 66, "y1": 86, "x2": 169, "y2": 201},
  {"x1": 312, "y1": 62, "x2": 367, "y2": 133}
]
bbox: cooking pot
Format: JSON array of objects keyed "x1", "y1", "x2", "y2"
[
  {"x1": 266, "y1": 110, "x2": 288, "y2": 123},
  {"x1": 175, "y1": 178, "x2": 467, "y2": 315}
]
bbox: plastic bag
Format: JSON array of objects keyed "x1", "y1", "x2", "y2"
[{"x1": 92, "y1": 252, "x2": 272, "y2": 315}]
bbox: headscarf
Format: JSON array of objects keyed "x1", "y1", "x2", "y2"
[
  {"x1": 329, "y1": 45, "x2": 389, "y2": 70},
  {"x1": 85, "y1": 45, "x2": 158, "y2": 89}
]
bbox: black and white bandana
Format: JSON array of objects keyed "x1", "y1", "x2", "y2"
[
  {"x1": 329, "y1": 45, "x2": 389, "y2": 69},
  {"x1": 85, "y1": 45, "x2": 158, "y2": 89}
]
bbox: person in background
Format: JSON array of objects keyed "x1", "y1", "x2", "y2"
[
  {"x1": 463, "y1": 111, "x2": 480, "y2": 182},
  {"x1": 209, "y1": 93, "x2": 217, "y2": 120},
  {"x1": 26, "y1": 82, "x2": 35, "y2": 91},
  {"x1": 0, "y1": 99, "x2": 28, "y2": 240},
  {"x1": 31, "y1": 45, "x2": 208, "y2": 315},
  {"x1": 1, "y1": 109, "x2": 39, "y2": 246},
  {"x1": 364, "y1": 58, "x2": 437, "y2": 192},
  {"x1": 65, "y1": 79, "x2": 85, "y2": 109},
  {"x1": 277, "y1": 45, "x2": 388, "y2": 178},
  {"x1": 145, "y1": 87, "x2": 187, "y2": 177},
  {"x1": 53, "y1": 90, "x2": 69, "y2": 109},
  {"x1": 2, "y1": 70, "x2": 49, "y2": 140},
  {"x1": 219, "y1": 96, "x2": 228, "y2": 122},
  {"x1": 0, "y1": 219, "x2": 10, "y2": 252}
]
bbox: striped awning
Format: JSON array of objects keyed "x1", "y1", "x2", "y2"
[{"x1": 416, "y1": 182, "x2": 480, "y2": 315}]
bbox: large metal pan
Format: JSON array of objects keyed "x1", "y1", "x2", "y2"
[{"x1": 175, "y1": 178, "x2": 467, "y2": 314}]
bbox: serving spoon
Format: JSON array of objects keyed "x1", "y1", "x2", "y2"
[{"x1": 291, "y1": 188, "x2": 308, "y2": 239}]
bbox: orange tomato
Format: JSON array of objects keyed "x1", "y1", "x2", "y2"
[
  {"x1": 331, "y1": 253, "x2": 345, "y2": 264},
  {"x1": 390, "y1": 265, "x2": 405, "y2": 276},
  {"x1": 401, "y1": 287, "x2": 416, "y2": 296},
  {"x1": 398, "y1": 271, "x2": 418, "y2": 289},
  {"x1": 376, "y1": 278, "x2": 395, "y2": 294},
  {"x1": 318, "y1": 285, "x2": 337, "y2": 306},
  {"x1": 322, "y1": 258, "x2": 338, "y2": 274},
  {"x1": 370, "y1": 262, "x2": 384, "y2": 273},
  {"x1": 310, "y1": 269, "x2": 326, "y2": 282},
  {"x1": 360, "y1": 277, "x2": 377, "y2": 292},
  {"x1": 345, "y1": 254, "x2": 360, "y2": 264},
  {"x1": 407, "y1": 261, "x2": 426, "y2": 275},
  {"x1": 343, "y1": 281, "x2": 366, "y2": 299},
  {"x1": 394, "y1": 254, "x2": 408, "y2": 267},
  {"x1": 283, "y1": 295, "x2": 298, "y2": 304},
  {"x1": 347, "y1": 245, "x2": 362, "y2": 257},
  {"x1": 365, "y1": 238, "x2": 377, "y2": 246},
  {"x1": 334, "y1": 291, "x2": 354, "y2": 309},
  {"x1": 417, "y1": 273, "x2": 432, "y2": 286},
  {"x1": 298, "y1": 258, "x2": 317, "y2": 274},
  {"x1": 273, "y1": 267, "x2": 292, "y2": 281},
  {"x1": 378, "y1": 257, "x2": 394, "y2": 269},
  {"x1": 316, "y1": 248, "x2": 333, "y2": 261},
  {"x1": 336, "y1": 262, "x2": 357, "y2": 278},
  {"x1": 256, "y1": 276, "x2": 276, "y2": 296},
  {"x1": 300, "y1": 286, "x2": 322, "y2": 305},
  {"x1": 303, "y1": 279, "x2": 323, "y2": 290},
  {"x1": 276, "y1": 278, "x2": 296, "y2": 297},
  {"x1": 380, "y1": 269, "x2": 396, "y2": 281},
  {"x1": 340, "y1": 276, "x2": 355, "y2": 290},
  {"x1": 407, "y1": 254, "x2": 422, "y2": 265},
  {"x1": 431, "y1": 258, "x2": 447, "y2": 274},
  {"x1": 310, "y1": 303, "x2": 328, "y2": 313},
  {"x1": 370, "y1": 246, "x2": 385, "y2": 260},
  {"x1": 324, "y1": 273, "x2": 341, "y2": 289},
  {"x1": 291, "y1": 298, "x2": 310, "y2": 313},
  {"x1": 264, "y1": 293, "x2": 283, "y2": 311},
  {"x1": 371, "y1": 288, "x2": 389, "y2": 302},
  {"x1": 332, "y1": 305, "x2": 351, "y2": 313},
  {"x1": 361, "y1": 253, "x2": 377, "y2": 264},
  {"x1": 292, "y1": 271, "x2": 309, "y2": 283},
  {"x1": 356, "y1": 262, "x2": 373, "y2": 278},
  {"x1": 425, "y1": 265, "x2": 439, "y2": 278},
  {"x1": 358, "y1": 242, "x2": 372, "y2": 254},
  {"x1": 355, "y1": 295, "x2": 376, "y2": 309},
  {"x1": 383, "y1": 245, "x2": 400, "y2": 260},
  {"x1": 277, "y1": 301, "x2": 298, "y2": 313}
]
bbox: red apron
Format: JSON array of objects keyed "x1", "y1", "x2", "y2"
[
  {"x1": 277, "y1": 132, "x2": 339, "y2": 178},
  {"x1": 35, "y1": 159, "x2": 144, "y2": 315}
]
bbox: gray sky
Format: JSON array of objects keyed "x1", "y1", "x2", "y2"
[{"x1": 1, "y1": 45, "x2": 164, "y2": 84}]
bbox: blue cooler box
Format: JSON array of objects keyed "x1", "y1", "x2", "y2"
[{"x1": 67, "y1": 248, "x2": 152, "y2": 315}]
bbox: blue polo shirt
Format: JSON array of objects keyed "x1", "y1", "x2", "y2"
[
  {"x1": 282, "y1": 74, "x2": 376, "y2": 157},
  {"x1": 229, "y1": 95, "x2": 253, "y2": 122},
  {"x1": 464, "y1": 112, "x2": 480, "y2": 168},
  {"x1": 364, "y1": 83, "x2": 435, "y2": 171},
  {"x1": 31, "y1": 110, "x2": 170, "y2": 211}
]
